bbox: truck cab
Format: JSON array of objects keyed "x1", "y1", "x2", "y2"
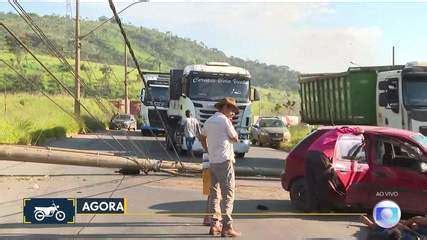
[
  {"x1": 166, "y1": 62, "x2": 259, "y2": 158},
  {"x1": 377, "y1": 62, "x2": 427, "y2": 135},
  {"x1": 139, "y1": 72, "x2": 170, "y2": 135}
]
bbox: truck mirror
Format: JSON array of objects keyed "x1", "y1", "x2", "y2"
[
  {"x1": 378, "y1": 81, "x2": 390, "y2": 91},
  {"x1": 140, "y1": 89, "x2": 145, "y2": 102},
  {"x1": 252, "y1": 88, "x2": 260, "y2": 101},
  {"x1": 389, "y1": 103, "x2": 400, "y2": 114},
  {"x1": 379, "y1": 92, "x2": 388, "y2": 107}
]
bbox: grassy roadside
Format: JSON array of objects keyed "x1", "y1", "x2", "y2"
[
  {"x1": 280, "y1": 125, "x2": 313, "y2": 152},
  {"x1": 0, "y1": 93, "x2": 114, "y2": 145}
]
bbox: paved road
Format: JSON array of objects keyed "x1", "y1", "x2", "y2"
[
  {"x1": 46, "y1": 130, "x2": 287, "y2": 176},
  {"x1": 0, "y1": 131, "x2": 368, "y2": 239}
]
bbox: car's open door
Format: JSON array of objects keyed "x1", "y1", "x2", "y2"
[{"x1": 332, "y1": 133, "x2": 370, "y2": 205}]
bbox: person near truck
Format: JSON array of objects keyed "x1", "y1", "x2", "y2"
[
  {"x1": 181, "y1": 110, "x2": 200, "y2": 156},
  {"x1": 199, "y1": 97, "x2": 241, "y2": 237}
]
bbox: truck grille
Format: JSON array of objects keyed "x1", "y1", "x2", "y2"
[
  {"x1": 148, "y1": 109, "x2": 168, "y2": 129},
  {"x1": 197, "y1": 105, "x2": 246, "y2": 127}
]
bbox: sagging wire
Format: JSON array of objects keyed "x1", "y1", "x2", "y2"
[
  {"x1": 0, "y1": 58, "x2": 121, "y2": 153},
  {"x1": 108, "y1": 0, "x2": 185, "y2": 171},
  {"x1": 0, "y1": 23, "x2": 133, "y2": 155},
  {"x1": 9, "y1": 0, "x2": 112, "y2": 116}
]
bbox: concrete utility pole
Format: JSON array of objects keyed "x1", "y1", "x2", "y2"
[
  {"x1": 392, "y1": 46, "x2": 395, "y2": 66},
  {"x1": 74, "y1": 0, "x2": 81, "y2": 119},
  {"x1": 0, "y1": 145, "x2": 280, "y2": 177},
  {"x1": 124, "y1": 42, "x2": 129, "y2": 114}
]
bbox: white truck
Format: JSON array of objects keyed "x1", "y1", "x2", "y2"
[
  {"x1": 377, "y1": 61, "x2": 427, "y2": 134},
  {"x1": 166, "y1": 62, "x2": 260, "y2": 158},
  {"x1": 139, "y1": 72, "x2": 170, "y2": 135},
  {"x1": 300, "y1": 61, "x2": 427, "y2": 135}
]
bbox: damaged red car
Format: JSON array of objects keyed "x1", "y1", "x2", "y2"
[{"x1": 281, "y1": 126, "x2": 427, "y2": 214}]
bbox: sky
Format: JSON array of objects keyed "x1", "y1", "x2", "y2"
[{"x1": 1, "y1": 0, "x2": 427, "y2": 73}]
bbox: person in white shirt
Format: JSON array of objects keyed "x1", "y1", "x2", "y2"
[
  {"x1": 181, "y1": 110, "x2": 200, "y2": 156},
  {"x1": 200, "y1": 97, "x2": 241, "y2": 237}
]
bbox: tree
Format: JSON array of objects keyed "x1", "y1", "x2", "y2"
[
  {"x1": 282, "y1": 100, "x2": 296, "y2": 115},
  {"x1": 98, "y1": 16, "x2": 108, "y2": 22},
  {"x1": 274, "y1": 103, "x2": 282, "y2": 114},
  {"x1": 99, "y1": 64, "x2": 112, "y2": 96},
  {"x1": 5, "y1": 34, "x2": 24, "y2": 66}
]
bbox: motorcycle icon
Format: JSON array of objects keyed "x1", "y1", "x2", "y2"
[{"x1": 33, "y1": 201, "x2": 66, "y2": 222}]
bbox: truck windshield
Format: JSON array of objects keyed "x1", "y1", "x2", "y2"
[
  {"x1": 403, "y1": 77, "x2": 427, "y2": 107},
  {"x1": 144, "y1": 86, "x2": 169, "y2": 103},
  {"x1": 189, "y1": 77, "x2": 250, "y2": 102}
]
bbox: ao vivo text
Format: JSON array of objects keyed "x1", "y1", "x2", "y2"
[{"x1": 376, "y1": 191, "x2": 399, "y2": 197}]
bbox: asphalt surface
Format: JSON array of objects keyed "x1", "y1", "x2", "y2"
[
  {"x1": 45, "y1": 130, "x2": 287, "y2": 175},
  {"x1": 0, "y1": 131, "x2": 368, "y2": 239}
]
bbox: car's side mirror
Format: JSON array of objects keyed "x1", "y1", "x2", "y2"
[{"x1": 251, "y1": 88, "x2": 260, "y2": 101}]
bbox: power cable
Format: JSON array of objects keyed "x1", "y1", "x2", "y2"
[
  {"x1": 79, "y1": 0, "x2": 145, "y2": 40},
  {"x1": 0, "y1": 23, "x2": 132, "y2": 155},
  {"x1": 108, "y1": 0, "x2": 184, "y2": 169},
  {"x1": 9, "y1": 0, "x2": 112, "y2": 116},
  {"x1": 0, "y1": 58, "x2": 121, "y2": 153}
]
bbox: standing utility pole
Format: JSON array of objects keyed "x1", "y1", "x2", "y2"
[
  {"x1": 3, "y1": 84, "x2": 6, "y2": 114},
  {"x1": 392, "y1": 46, "x2": 395, "y2": 66},
  {"x1": 74, "y1": 0, "x2": 81, "y2": 119},
  {"x1": 124, "y1": 42, "x2": 129, "y2": 114}
]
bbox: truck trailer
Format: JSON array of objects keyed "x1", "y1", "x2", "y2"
[
  {"x1": 139, "y1": 72, "x2": 170, "y2": 135},
  {"x1": 299, "y1": 62, "x2": 427, "y2": 135},
  {"x1": 166, "y1": 62, "x2": 260, "y2": 158}
]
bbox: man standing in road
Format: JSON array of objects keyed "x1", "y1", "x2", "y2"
[
  {"x1": 182, "y1": 110, "x2": 200, "y2": 156},
  {"x1": 199, "y1": 97, "x2": 241, "y2": 237}
]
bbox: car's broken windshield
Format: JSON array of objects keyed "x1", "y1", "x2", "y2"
[{"x1": 412, "y1": 134, "x2": 427, "y2": 150}]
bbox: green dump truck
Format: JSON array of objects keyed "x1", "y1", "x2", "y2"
[{"x1": 299, "y1": 62, "x2": 427, "y2": 135}]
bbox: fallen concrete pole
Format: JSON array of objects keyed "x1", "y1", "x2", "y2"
[{"x1": 0, "y1": 145, "x2": 281, "y2": 177}]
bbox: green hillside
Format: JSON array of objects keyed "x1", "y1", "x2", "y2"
[{"x1": 0, "y1": 12, "x2": 299, "y2": 95}]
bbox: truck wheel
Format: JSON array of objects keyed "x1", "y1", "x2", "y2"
[
  {"x1": 290, "y1": 178, "x2": 308, "y2": 211},
  {"x1": 235, "y1": 153, "x2": 245, "y2": 159}
]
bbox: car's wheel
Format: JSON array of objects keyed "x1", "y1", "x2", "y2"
[
  {"x1": 290, "y1": 178, "x2": 308, "y2": 211},
  {"x1": 235, "y1": 152, "x2": 245, "y2": 159}
]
